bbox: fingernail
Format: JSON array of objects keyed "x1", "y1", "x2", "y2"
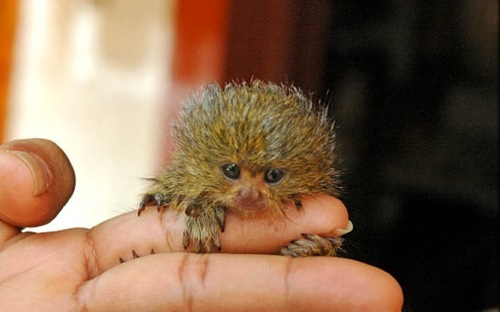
[
  {"x1": 333, "y1": 220, "x2": 354, "y2": 236},
  {"x1": 5, "y1": 150, "x2": 51, "y2": 196}
]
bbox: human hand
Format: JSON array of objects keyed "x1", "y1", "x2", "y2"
[{"x1": 0, "y1": 138, "x2": 403, "y2": 311}]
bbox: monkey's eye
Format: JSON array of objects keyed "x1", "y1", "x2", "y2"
[
  {"x1": 264, "y1": 168, "x2": 284, "y2": 184},
  {"x1": 221, "y1": 163, "x2": 241, "y2": 180}
]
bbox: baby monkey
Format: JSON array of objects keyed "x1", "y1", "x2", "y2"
[{"x1": 139, "y1": 81, "x2": 343, "y2": 257}]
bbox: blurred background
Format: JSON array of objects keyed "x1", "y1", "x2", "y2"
[{"x1": 1, "y1": 0, "x2": 497, "y2": 310}]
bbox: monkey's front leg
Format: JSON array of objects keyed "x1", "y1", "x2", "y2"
[
  {"x1": 280, "y1": 234, "x2": 343, "y2": 257},
  {"x1": 183, "y1": 202, "x2": 227, "y2": 253},
  {"x1": 280, "y1": 196, "x2": 344, "y2": 257}
]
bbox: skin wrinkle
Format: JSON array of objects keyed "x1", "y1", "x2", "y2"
[
  {"x1": 75, "y1": 283, "x2": 89, "y2": 312},
  {"x1": 196, "y1": 254, "x2": 210, "y2": 286},
  {"x1": 283, "y1": 256, "x2": 293, "y2": 307},
  {"x1": 82, "y1": 230, "x2": 100, "y2": 278},
  {"x1": 74, "y1": 231, "x2": 100, "y2": 312},
  {"x1": 178, "y1": 253, "x2": 194, "y2": 312},
  {"x1": 176, "y1": 253, "x2": 214, "y2": 311},
  {"x1": 75, "y1": 272, "x2": 96, "y2": 312}
]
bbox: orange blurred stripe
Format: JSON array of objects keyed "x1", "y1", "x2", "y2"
[
  {"x1": 0, "y1": 0, "x2": 19, "y2": 142},
  {"x1": 172, "y1": 0, "x2": 229, "y2": 86}
]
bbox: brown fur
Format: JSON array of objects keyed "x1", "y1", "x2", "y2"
[{"x1": 139, "y1": 80, "x2": 341, "y2": 254}]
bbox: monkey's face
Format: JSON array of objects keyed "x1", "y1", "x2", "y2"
[
  {"x1": 212, "y1": 162, "x2": 288, "y2": 218},
  {"x1": 174, "y1": 120, "x2": 339, "y2": 219}
]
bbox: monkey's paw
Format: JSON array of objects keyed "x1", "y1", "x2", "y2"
[
  {"x1": 183, "y1": 205, "x2": 226, "y2": 253},
  {"x1": 280, "y1": 234, "x2": 343, "y2": 257},
  {"x1": 138, "y1": 192, "x2": 168, "y2": 216}
]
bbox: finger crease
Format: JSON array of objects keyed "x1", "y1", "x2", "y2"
[
  {"x1": 178, "y1": 253, "x2": 193, "y2": 312},
  {"x1": 197, "y1": 254, "x2": 210, "y2": 286},
  {"x1": 82, "y1": 230, "x2": 101, "y2": 278},
  {"x1": 74, "y1": 230, "x2": 100, "y2": 312},
  {"x1": 284, "y1": 257, "x2": 293, "y2": 305}
]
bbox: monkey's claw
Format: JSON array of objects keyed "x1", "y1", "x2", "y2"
[
  {"x1": 280, "y1": 234, "x2": 343, "y2": 257},
  {"x1": 138, "y1": 193, "x2": 167, "y2": 216},
  {"x1": 183, "y1": 205, "x2": 226, "y2": 253},
  {"x1": 119, "y1": 249, "x2": 155, "y2": 263}
]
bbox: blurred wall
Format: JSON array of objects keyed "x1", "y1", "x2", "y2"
[
  {"x1": 5, "y1": 0, "x2": 174, "y2": 231},
  {"x1": 322, "y1": 1, "x2": 497, "y2": 310}
]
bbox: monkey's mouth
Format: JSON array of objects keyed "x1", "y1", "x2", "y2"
[
  {"x1": 231, "y1": 197, "x2": 268, "y2": 215},
  {"x1": 233, "y1": 197, "x2": 267, "y2": 210},
  {"x1": 225, "y1": 184, "x2": 275, "y2": 216}
]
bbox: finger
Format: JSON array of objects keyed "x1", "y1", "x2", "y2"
[
  {"x1": 78, "y1": 254, "x2": 403, "y2": 311},
  {"x1": 221, "y1": 195, "x2": 351, "y2": 253},
  {"x1": 88, "y1": 195, "x2": 350, "y2": 271},
  {"x1": 0, "y1": 139, "x2": 75, "y2": 229}
]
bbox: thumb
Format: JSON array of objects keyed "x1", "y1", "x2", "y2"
[{"x1": 0, "y1": 139, "x2": 75, "y2": 234}]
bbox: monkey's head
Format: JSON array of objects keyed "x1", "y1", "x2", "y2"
[{"x1": 172, "y1": 81, "x2": 340, "y2": 218}]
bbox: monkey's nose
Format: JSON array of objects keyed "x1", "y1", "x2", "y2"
[{"x1": 237, "y1": 187, "x2": 262, "y2": 201}]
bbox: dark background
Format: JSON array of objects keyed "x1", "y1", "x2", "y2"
[
  {"x1": 223, "y1": 1, "x2": 497, "y2": 310},
  {"x1": 323, "y1": 2, "x2": 497, "y2": 311}
]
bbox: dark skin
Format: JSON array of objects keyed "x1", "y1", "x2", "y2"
[{"x1": 0, "y1": 139, "x2": 403, "y2": 311}]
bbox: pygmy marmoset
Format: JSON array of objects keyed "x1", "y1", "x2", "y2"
[{"x1": 138, "y1": 80, "x2": 344, "y2": 257}]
